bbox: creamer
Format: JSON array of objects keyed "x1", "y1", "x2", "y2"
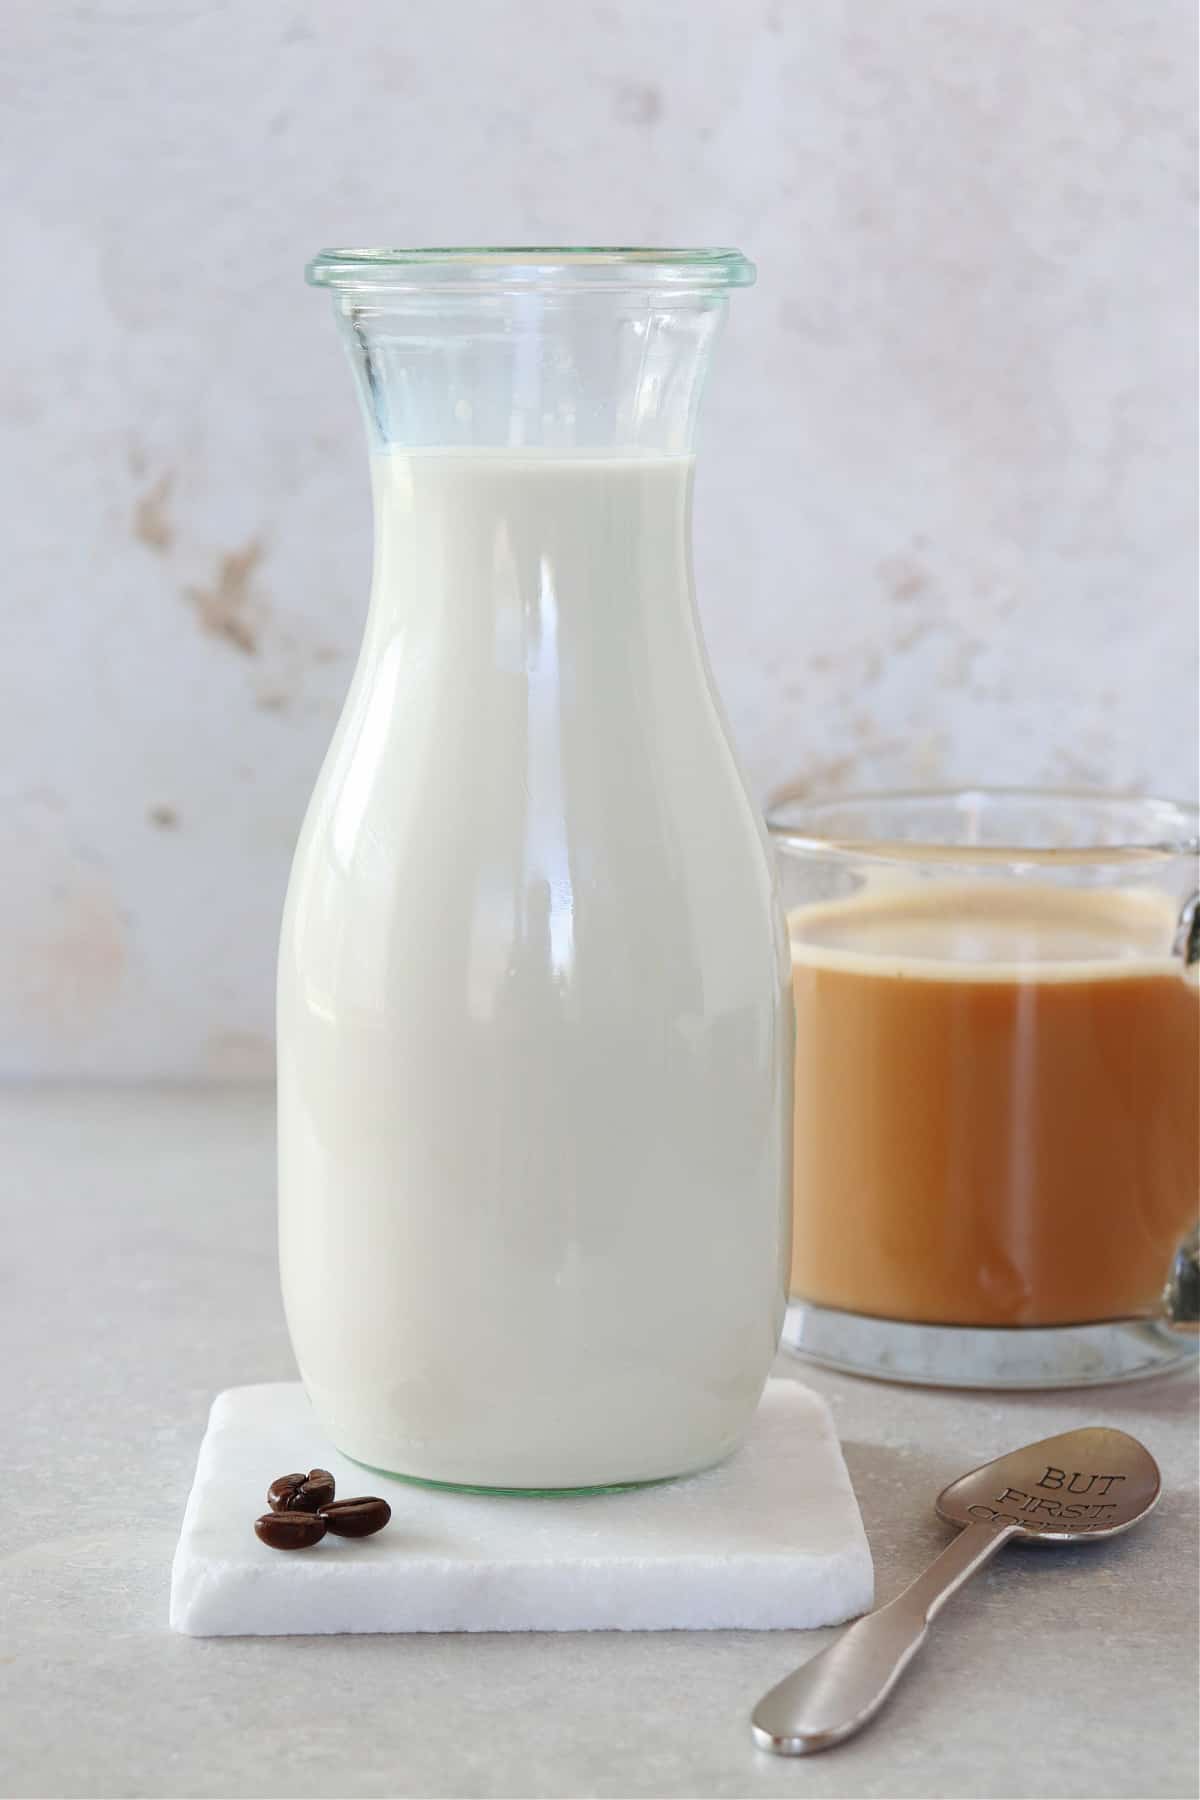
[{"x1": 280, "y1": 249, "x2": 789, "y2": 1491}]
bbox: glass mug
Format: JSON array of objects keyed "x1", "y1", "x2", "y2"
[{"x1": 768, "y1": 788, "x2": 1199, "y2": 1388}]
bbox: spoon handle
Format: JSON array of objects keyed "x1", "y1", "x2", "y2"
[{"x1": 751, "y1": 1518, "x2": 1018, "y2": 1755}]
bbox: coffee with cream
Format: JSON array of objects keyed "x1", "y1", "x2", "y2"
[{"x1": 788, "y1": 883, "x2": 1199, "y2": 1328}]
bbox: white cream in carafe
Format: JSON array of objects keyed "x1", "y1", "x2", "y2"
[{"x1": 278, "y1": 449, "x2": 792, "y2": 1489}]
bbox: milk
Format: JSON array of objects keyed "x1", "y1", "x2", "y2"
[{"x1": 278, "y1": 450, "x2": 792, "y2": 1489}]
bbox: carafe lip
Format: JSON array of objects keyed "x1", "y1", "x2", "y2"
[{"x1": 306, "y1": 246, "x2": 756, "y2": 294}]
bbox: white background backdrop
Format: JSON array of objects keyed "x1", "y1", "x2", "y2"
[{"x1": 2, "y1": 0, "x2": 1195, "y2": 1079}]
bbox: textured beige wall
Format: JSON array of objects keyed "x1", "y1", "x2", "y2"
[{"x1": 1, "y1": 0, "x2": 1196, "y2": 1076}]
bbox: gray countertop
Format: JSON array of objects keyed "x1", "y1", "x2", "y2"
[{"x1": 3, "y1": 1087, "x2": 1197, "y2": 1800}]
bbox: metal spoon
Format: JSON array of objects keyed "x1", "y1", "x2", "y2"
[{"x1": 751, "y1": 1426, "x2": 1161, "y2": 1756}]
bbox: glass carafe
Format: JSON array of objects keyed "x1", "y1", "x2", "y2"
[{"x1": 279, "y1": 249, "x2": 792, "y2": 1491}]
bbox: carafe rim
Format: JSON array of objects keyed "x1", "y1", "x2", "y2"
[{"x1": 306, "y1": 245, "x2": 756, "y2": 293}]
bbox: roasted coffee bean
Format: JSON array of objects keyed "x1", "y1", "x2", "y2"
[
  {"x1": 254, "y1": 1509, "x2": 328, "y2": 1550},
  {"x1": 267, "y1": 1468, "x2": 336, "y2": 1513},
  {"x1": 317, "y1": 1496, "x2": 392, "y2": 1538},
  {"x1": 266, "y1": 1472, "x2": 306, "y2": 1511}
]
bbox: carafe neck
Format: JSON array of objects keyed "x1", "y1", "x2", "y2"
[
  {"x1": 365, "y1": 449, "x2": 695, "y2": 641},
  {"x1": 308, "y1": 248, "x2": 755, "y2": 458}
]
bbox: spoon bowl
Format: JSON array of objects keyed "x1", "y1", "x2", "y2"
[{"x1": 936, "y1": 1425, "x2": 1161, "y2": 1542}]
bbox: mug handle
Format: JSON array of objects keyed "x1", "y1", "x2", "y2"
[
  {"x1": 1172, "y1": 890, "x2": 1200, "y2": 971},
  {"x1": 1165, "y1": 889, "x2": 1200, "y2": 1329}
]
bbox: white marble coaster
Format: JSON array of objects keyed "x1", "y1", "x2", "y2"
[{"x1": 170, "y1": 1378, "x2": 873, "y2": 1635}]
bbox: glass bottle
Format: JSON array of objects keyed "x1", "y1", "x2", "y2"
[{"x1": 279, "y1": 249, "x2": 792, "y2": 1490}]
